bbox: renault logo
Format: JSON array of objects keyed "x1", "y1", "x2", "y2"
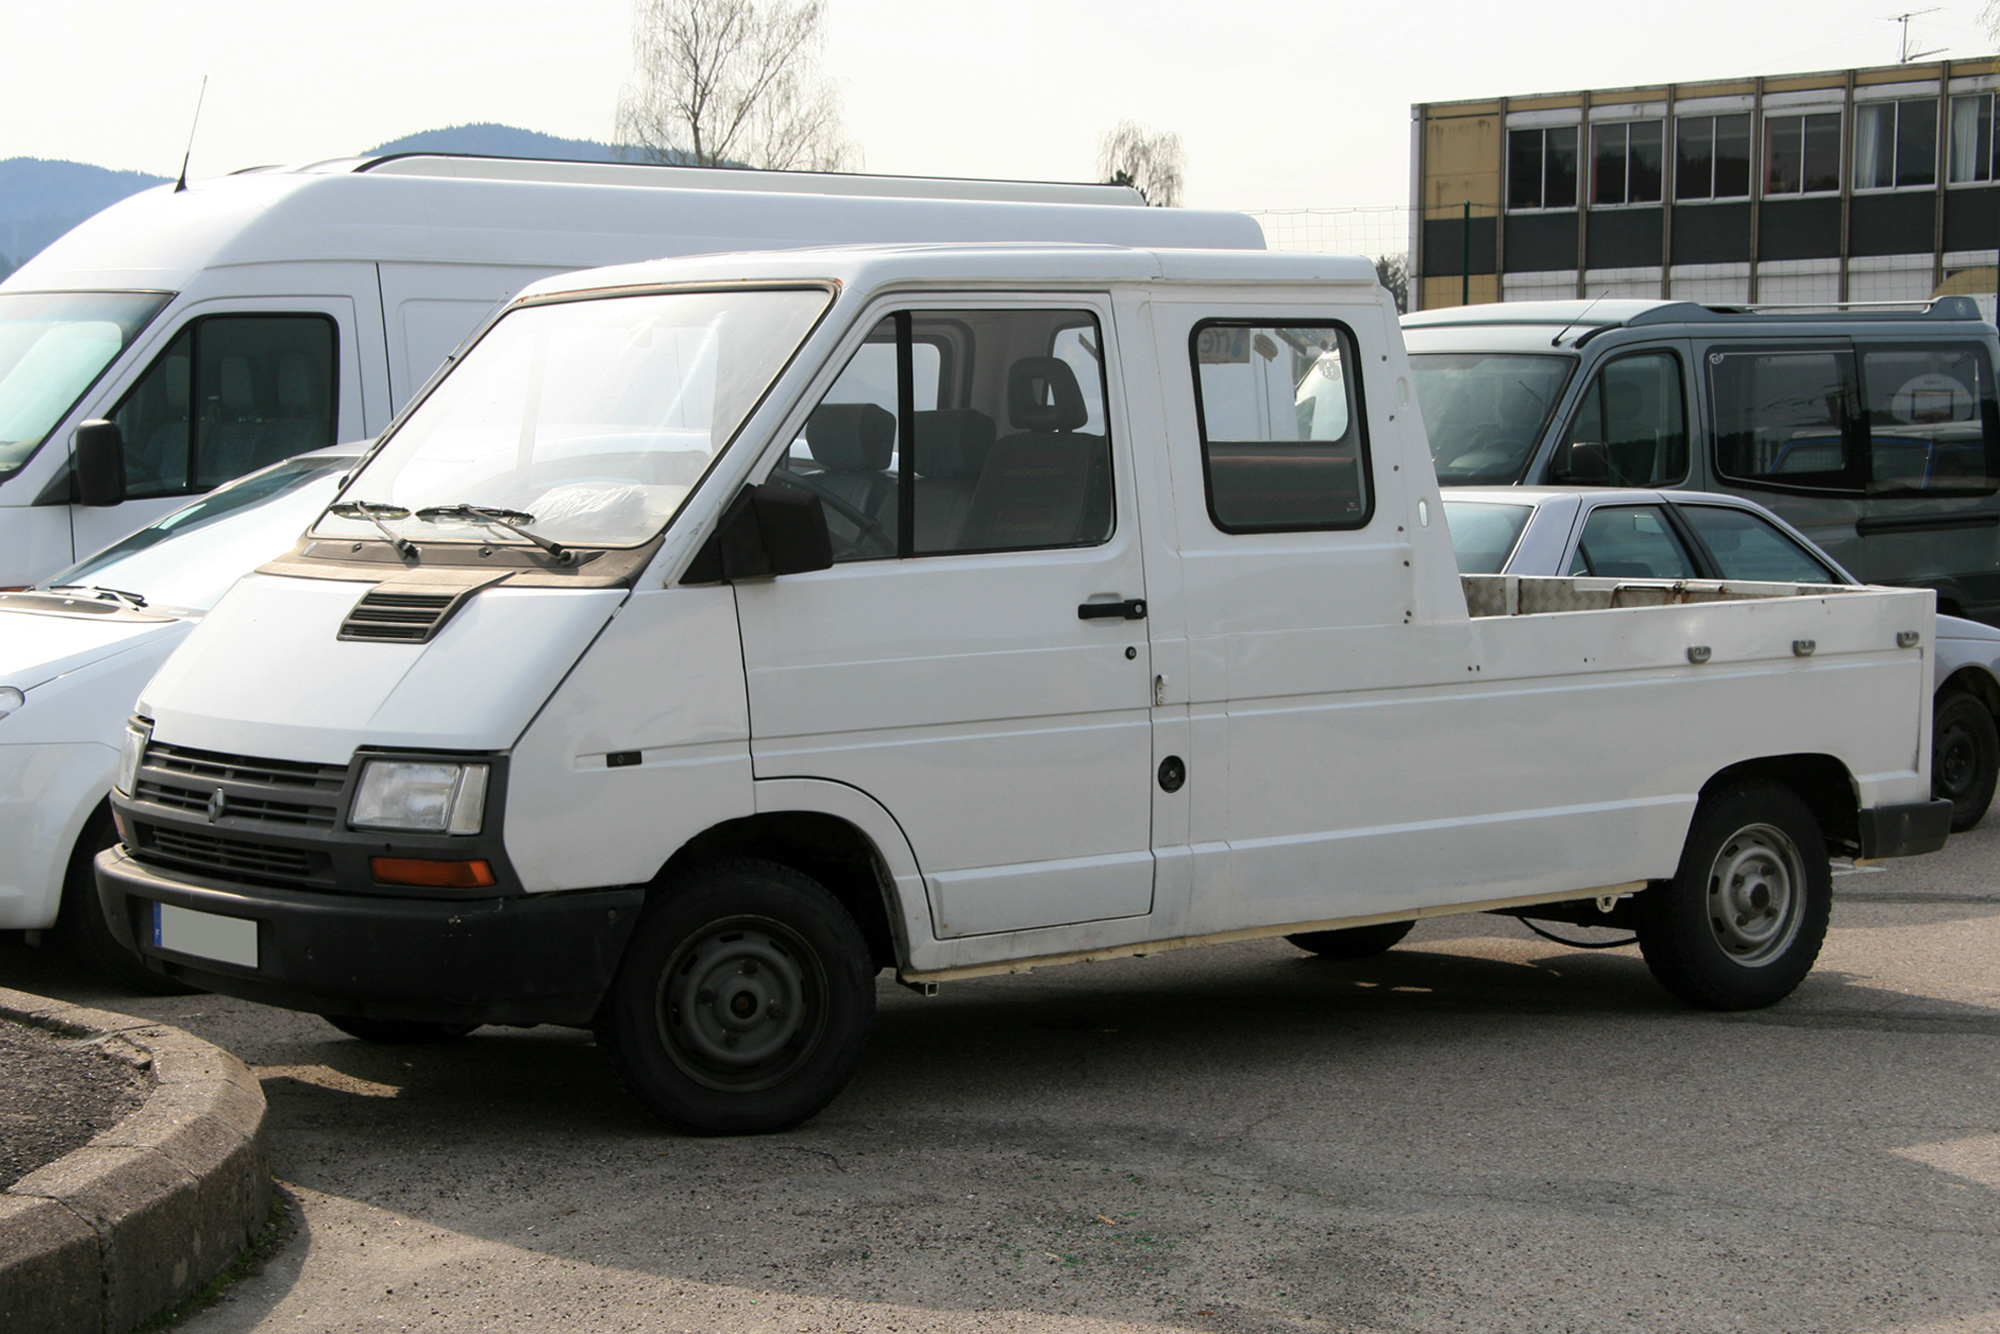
[{"x1": 206, "y1": 788, "x2": 228, "y2": 823}]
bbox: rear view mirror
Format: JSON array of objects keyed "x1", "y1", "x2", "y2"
[
  {"x1": 72, "y1": 420, "x2": 126, "y2": 507},
  {"x1": 1557, "y1": 440, "x2": 1610, "y2": 485},
  {"x1": 683, "y1": 475, "x2": 833, "y2": 583}
]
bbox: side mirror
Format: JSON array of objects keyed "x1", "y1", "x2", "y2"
[
  {"x1": 1556, "y1": 440, "x2": 1610, "y2": 485},
  {"x1": 72, "y1": 420, "x2": 126, "y2": 507},
  {"x1": 683, "y1": 475, "x2": 833, "y2": 583}
]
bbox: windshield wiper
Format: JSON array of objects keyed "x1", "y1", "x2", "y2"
[
  {"x1": 42, "y1": 584, "x2": 148, "y2": 608},
  {"x1": 414, "y1": 504, "x2": 577, "y2": 565},
  {"x1": 325, "y1": 501, "x2": 418, "y2": 558}
]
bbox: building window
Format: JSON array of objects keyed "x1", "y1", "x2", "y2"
[
  {"x1": 1948, "y1": 93, "x2": 1999, "y2": 183},
  {"x1": 1591, "y1": 120, "x2": 1664, "y2": 205},
  {"x1": 1675, "y1": 114, "x2": 1752, "y2": 200},
  {"x1": 1854, "y1": 98, "x2": 1937, "y2": 190},
  {"x1": 1508, "y1": 126, "x2": 1578, "y2": 210},
  {"x1": 1764, "y1": 112, "x2": 1842, "y2": 196}
]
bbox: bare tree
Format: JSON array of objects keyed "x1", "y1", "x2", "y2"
[
  {"x1": 1096, "y1": 121, "x2": 1185, "y2": 207},
  {"x1": 1374, "y1": 253, "x2": 1411, "y2": 314},
  {"x1": 615, "y1": 0, "x2": 858, "y2": 172}
]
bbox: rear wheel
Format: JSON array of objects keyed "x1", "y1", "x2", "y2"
[
  {"x1": 1634, "y1": 780, "x2": 1830, "y2": 1010},
  {"x1": 1931, "y1": 690, "x2": 1997, "y2": 832},
  {"x1": 57, "y1": 807, "x2": 197, "y2": 995},
  {"x1": 324, "y1": 1016, "x2": 478, "y2": 1043},
  {"x1": 594, "y1": 858, "x2": 874, "y2": 1135},
  {"x1": 1286, "y1": 920, "x2": 1415, "y2": 959}
]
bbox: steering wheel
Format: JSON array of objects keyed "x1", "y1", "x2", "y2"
[{"x1": 784, "y1": 469, "x2": 895, "y2": 558}]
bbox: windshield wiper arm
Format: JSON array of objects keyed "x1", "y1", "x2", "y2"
[
  {"x1": 414, "y1": 504, "x2": 576, "y2": 564},
  {"x1": 43, "y1": 584, "x2": 148, "y2": 608},
  {"x1": 325, "y1": 501, "x2": 418, "y2": 558}
]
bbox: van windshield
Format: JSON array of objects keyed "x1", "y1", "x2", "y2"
[
  {"x1": 0, "y1": 291, "x2": 172, "y2": 476},
  {"x1": 1409, "y1": 352, "x2": 1574, "y2": 484},
  {"x1": 319, "y1": 287, "x2": 831, "y2": 550}
]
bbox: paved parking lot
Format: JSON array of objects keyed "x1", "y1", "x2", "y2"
[{"x1": 5, "y1": 826, "x2": 1996, "y2": 1334}]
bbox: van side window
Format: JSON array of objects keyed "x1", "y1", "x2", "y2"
[
  {"x1": 1857, "y1": 344, "x2": 2000, "y2": 495},
  {"x1": 1560, "y1": 349, "x2": 1688, "y2": 485},
  {"x1": 1708, "y1": 348, "x2": 1864, "y2": 493},
  {"x1": 111, "y1": 315, "x2": 338, "y2": 499},
  {"x1": 775, "y1": 308, "x2": 1113, "y2": 561},
  {"x1": 1191, "y1": 321, "x2": 1372, "y2": 532}
]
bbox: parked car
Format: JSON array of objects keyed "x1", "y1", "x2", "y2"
[
  {"x1": 0, "y1": 445, "x2": 361, "y2": 987},
  {"x1": 1442, "y1": 485, "x2": 2000, "y2": 830},
  {"x1": 0, "y1": 154, "x2": 1261, "y2": 587},
  {"x1": 94, "y1": 245, "x2": 1947, "y2": 1136},
  {"x1": 1402, "y1": 297, "x2": 2000, "y2": 623}
]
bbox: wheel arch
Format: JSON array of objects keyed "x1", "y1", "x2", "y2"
[
  {"x1": 1939, "y1": 665, "x2": 2000, "y2": 719},
  {"x1": 651, "y1": 780, "x2": 930, "y2": 972},
  {"x1": 1699, "y1": 753, "x2": 1859, "y2": 856}
]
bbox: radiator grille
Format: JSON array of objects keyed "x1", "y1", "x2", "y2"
[{"x1": 144, "y1": 826, "x2": 321, "y2": 883}]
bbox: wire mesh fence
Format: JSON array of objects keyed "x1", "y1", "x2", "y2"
[{"x1": 1245, "y1": 207, "x2": 1415, "y2": 310}]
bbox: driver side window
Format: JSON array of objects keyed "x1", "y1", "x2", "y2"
[{"x1": 1561, "y1": 349, "x2": 1688, "y2": 486}]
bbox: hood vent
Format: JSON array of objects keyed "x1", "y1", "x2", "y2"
[{"x1": 336, "y1": 572, "x2": 511, "y2": 644}]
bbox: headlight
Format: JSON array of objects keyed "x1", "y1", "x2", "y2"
[
  {"x1": 350, "y1": 760, "x2": 488, "y2": 835},
  {"x1": 115, "y1": 718, "x2": 151, "y2": 796},
  {"x1": 0, "y1": 686, "x2": 22, "y2": 722}
]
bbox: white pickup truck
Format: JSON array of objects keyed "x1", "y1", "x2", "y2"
[{"x1": 96, "y1": 245, "x2": 1950, "y2": 1134}]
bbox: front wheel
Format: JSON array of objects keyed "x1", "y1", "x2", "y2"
[
  {"x1": 57, "y1": 807, "x2": 197, "y2": 995},
  {"x1": 1932, "y1": 690, "x2": 1998, "y2": 832},
  {"x1": 594, "y1": 859, "x2": 875, "y2": 1135},
  {"x1": 1634, "y1": 780, "x2": 1831, "y2": 1010}
]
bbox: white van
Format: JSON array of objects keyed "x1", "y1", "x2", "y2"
[
  {"x1": 0, "y1": 154, "x2": 1260, "y2": 586},
  {"x1": 98, "y1": 245, "x2": 1948, "y2": 1135}
]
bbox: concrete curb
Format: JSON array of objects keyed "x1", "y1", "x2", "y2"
[{"x1": 0, "y1": 988, "x2": 270, "y2": 1334}]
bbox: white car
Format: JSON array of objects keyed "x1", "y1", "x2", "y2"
[
  {"x1": 0, "y1": 446, "x2": 361, "y2": 987},
  {"x1": 1444, "y1": 486, "x2": 2000, "y2": 831}
]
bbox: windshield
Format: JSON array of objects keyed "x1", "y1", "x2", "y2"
[
  {"x1": 1441, "y1": 500, "x2": 1535, "y2": 574},
  {"x1": 0, "y1": 291, "x2": 172, "y2": 476},
  {"x1": 317, "y1": 287, "x2": 832, "y2": 550},
  {"x1": 1410, "y1": 352, "x2": 1574, "y2": 485},
  {"x1": 46, "y1": 454, "x2": 353, "y2": 612}
]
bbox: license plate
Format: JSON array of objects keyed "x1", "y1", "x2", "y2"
[{"x1": 153, "y1": 902, "x2": 258, "y2": 969}]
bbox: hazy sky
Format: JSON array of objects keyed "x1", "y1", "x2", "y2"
[{"x1": 6, "y1": 0, "x2": 1996, "y2": 210}]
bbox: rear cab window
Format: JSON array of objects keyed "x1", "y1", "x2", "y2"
[{"x1": 1190, "y1": 321, "x2": 1372, "y2": 531}]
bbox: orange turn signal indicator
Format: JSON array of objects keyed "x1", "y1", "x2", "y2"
[{"x1": 369, "y1": 857, "x2": 496, "y2": 889}]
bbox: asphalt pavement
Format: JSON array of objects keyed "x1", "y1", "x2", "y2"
[
  {"x1": 3, "y1": 824, "x2": 1995, "y2": 1334},
  {"x1": 0, "y1": 1017, "x2": 146, "y2": 1189}
]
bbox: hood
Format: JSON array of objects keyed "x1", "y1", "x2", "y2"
[
  {"x1": 0, "y1": 604, "x2": 190, "y2": 692},
  {"x1": 139, "y1": 572, "x2": 625, "y2": 764},
  {"x1": 1938, "y1": 614, "x2": 2000, "y2": 644}
]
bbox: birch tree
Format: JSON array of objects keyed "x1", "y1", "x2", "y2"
[
  {"x1": 1096, "y1": 121, "x2": 1185, "y2": 207},
  {"x1": 615, "y1": 0, "x2": 858, "y2": 171}
]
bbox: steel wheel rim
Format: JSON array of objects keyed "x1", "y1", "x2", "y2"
[
  {"x1": 656, "y1": 915, "x2": 827, "y2": 1093},
  {"x1": 1936, "y1": 718, "x2": 1980, "y2": 800},
  {"x1": 1704, "y1": 822, "x2": 1806, "y2": 966}
]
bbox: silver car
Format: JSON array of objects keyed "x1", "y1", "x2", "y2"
[{"x1": 1444, "y1": 486, "x2": 2000, "y2": 831}]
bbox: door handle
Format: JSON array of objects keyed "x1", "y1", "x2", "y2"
[{"x1": 1078, "y1": 598, "x2": 1146, "y2": 621}]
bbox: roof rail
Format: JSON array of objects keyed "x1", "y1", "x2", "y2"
[{"x1": 1622, "y1": 295, "x2": 1984, "y2": 325}]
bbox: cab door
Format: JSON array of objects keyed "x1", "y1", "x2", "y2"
[{"x1": 730, "y1": 297, "x2": 1158, "y2": 941}]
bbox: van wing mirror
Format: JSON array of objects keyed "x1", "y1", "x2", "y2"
[
  {"x1": 684, "y1": 475, "x2": 833, "y2": 583},
  {"x1": 72, "y1": 420, "x2": 126, "y2": 507},
  {"x1": 1556, "y1": 440, "x2": 1610, "y2": 485}
]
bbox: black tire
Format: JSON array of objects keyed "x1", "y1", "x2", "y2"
[
  {"x1": 1932, "y1": 690, "x2": 1998, "y2": 832},
  {"x1": 324, "y1": 1016, "x2": 479, "y2": 1043},
  {"x1": 56, "y1": 806, "x2": 198, "y2": 995},
  {"x1": 1286, "y1": 920, "x2": 1415, "y2": 959},
  {"x1": 594, "y1": 858, "x2": 875, "y2": 1135},
  {"x1": 1634, "y1": 780, "x2": 1831, "y2": 1011}
]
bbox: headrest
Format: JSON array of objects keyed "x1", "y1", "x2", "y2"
[
  {"x1": 1007, "y1": 357, "x2": 1088, "y2": 433},
  {"x1": 913, "y1": 410, "x2": 995, "y2": 479},
  {"x1": 806, "y1": 402, "x2": 895, "y2": 471},
  {"x1": 219, "y1": 357, "x2": 256, "y2": 412},
  {"x1": 277, "y1": 352, "x2": 319, "y2": 413}
]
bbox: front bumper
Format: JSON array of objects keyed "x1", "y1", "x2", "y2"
[
  {"x1": 1857, "y1": 799, "x2": 1954, "y2": 860},
  {"x1": 95, "y1": 846, "x2": 644, "y2": 1026}
]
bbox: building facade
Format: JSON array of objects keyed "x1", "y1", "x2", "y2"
[{"x1": 1410, "y1": 59, "x2": 2000, "y2": 315}]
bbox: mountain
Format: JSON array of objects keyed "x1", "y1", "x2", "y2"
[
  {"x1": 365, "y1": 123, "x2": 680, "y2": 164},
  {"x1": 0, "y1": 158, "x2": 170, "y2": 278}
]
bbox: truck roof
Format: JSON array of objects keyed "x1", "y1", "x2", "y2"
[
  {"x1": 4, "y1": 155, "x2": 1260, "y2": 294},
  {"x1": 510, "y1": 243, "x2": 1384, "y2": 301}
]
